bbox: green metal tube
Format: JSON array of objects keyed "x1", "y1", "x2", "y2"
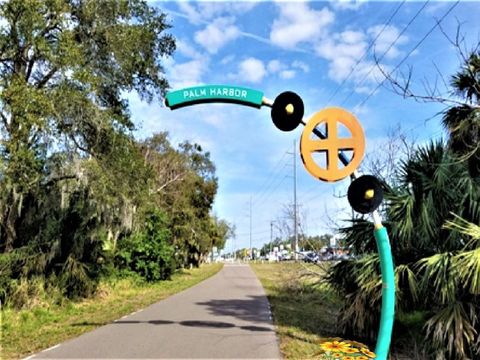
[{"x1": 374, "y1": 226, "x2": 395, "y2": 360}]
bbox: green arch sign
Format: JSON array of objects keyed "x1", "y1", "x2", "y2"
[{"x1": 165, "y1": 85, "x2": 265, "y2": 109}]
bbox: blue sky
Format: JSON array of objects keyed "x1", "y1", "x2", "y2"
[{"x1": 129, "y1": 1, "x2": 480, "y2": 253}]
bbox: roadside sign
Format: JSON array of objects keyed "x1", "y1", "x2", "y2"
[{"x1": 165, "y1": 85, "x2": 264, "y2": 109}]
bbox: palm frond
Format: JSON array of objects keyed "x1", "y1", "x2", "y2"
[
  {"x1": 444, "y1": 213, "x2": 480, "y2": 249},
  {"x1": 454, "y1": 248, "x2": 480, "y2": 295},
  {"x1": 450, "y1": 52, "x2": 480, "y2": 103},
  {"x1": 388, "y1": 192, "x2": 415, "y2": 240},
  {"x1": 395, "y1": 264, "x2": 419, "y2": 303},
  {"x1": 416, "y1": 252, "x2": 458, "y2": 305},
  {"x1": 424, "y1": 301, "x2": 478, "y2": 359}
]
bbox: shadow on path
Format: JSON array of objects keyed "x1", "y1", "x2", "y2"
[
  {"x1": 196, "y1": 296, "x2": 271, "y2": 324},
  {"x1": 72, "y1": 319, "x2": 273, "y2": 332}
]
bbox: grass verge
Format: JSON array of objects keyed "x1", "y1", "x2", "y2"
[
  {"x1": 252, "y1": 262, "x2": 428, "y2": 359},
  {"x1": 251, "y1": 262, "x2": 376, "y2": 359},
  {"x1": 1, "y1": 263, "x2": 223, "y2": 360}
]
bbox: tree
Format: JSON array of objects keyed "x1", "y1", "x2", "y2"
[
  {"x1": 299, "y1": 234, "x2": 332, "y2": 252},
  {"x1": 0, "y1": 0, "x2": 176, "y2": 301},
  {"x1": 172, "y1": 141, "x2": 218, "y2": 267},
  {"x1": 208, "y1": 216, "x2": 234, "y2": 251},
  {"x1": 0, "y1": 0, "x2": 175, "y2": 252},
  {"x1": 362, "y1": 125, "x2": 416, "y2": 187},
  {"x1": 442, "y1": 51, "x2": 480, "y2": 178},
  {"x1": 138, "y1": 133, "x2": 228, "y2": 268}
]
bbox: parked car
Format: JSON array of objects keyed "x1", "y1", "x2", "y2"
[
  {"x1": 318, "y1": 253, "x2": 332, "y2": 261},
  {"x1": 303, "y1": 252, "x2": 319, "y2": 263},
  {"x1": 334, "y1": 253, "x2": 354, "y2": 261},
  {"x1": 279, "y1": 252, "x2": 292, "y2": 261}
]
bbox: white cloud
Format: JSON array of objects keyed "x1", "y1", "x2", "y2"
[
  {"x1": 220, "y1": 55, "x2": 235, "y2": 65},
  {"x1": 353, "y1": 85, "x2": 374, "y2": 95},
  {"x1": 167, "y1": 58, "x2": 209, "y2": 89},
  {"x1": 314, "y1": 27, "x2": 397, "y2": 87},
  {"x1": 292, "y1": 60, "x2": 310, "y2": 73},
  {"x1": 175, "y1": 39, "x2": 202, "y2": 59},
  {"x1": 196, "y1": 2, "x2": 259, "y2": 19},
  {"x1": 425, "y1": 2, "x2": 450, "y2": 15},
  {"x1": 194, "y1": 17, "x2": 240, "y2": 54},
  {"x1": 237, "y1": 57, "x2": 266, "y2": 83},
  {"x1": 267, "y1": 60, "x2": 286, "y2": 73},
  {"x1": 356, "y1": 62, "x2": 387, "y2": 85},
  {"x1": 176, "y1": 2, "x2": 258, "y2": 25},
  {"x1": 176, "y1": 2, "x2": 203, "y2": 25},
  {"x1": 316, "y1": 30, "x2": 366, "y2": 59},
  {"x1": 368, "y1": 25, "x2": 408, "y2": 59},
  {"x1": 315, "y1": 30, "x2": 368, "y2": 82},
  {"x1": 340, "y1": 30, "x2": 366, "y2": 44},
  {"x1": 325, "y1": 55, "x2": 357, "y2": 82},
  {"x1": 352, "y1": 103, "x2": 371, "y2": 117},
  {"x1": 203, "y1": 112, "x2": 226, "y2": 129},
  {"x1": 265, "y1": 4, "x2": 407, "y2": 92},
  {"x1": 270, "y1": 2, "x2": 334, "y2": 49},
  {"x1": 235, "y1": 58, "x2": 308, "y2": 82},
  {"x1": 330, "y1": 0, "x2": 366, "y2": 11},
  {"x1": 279, "y1": 70, "x2": 296, "y2": 80}
]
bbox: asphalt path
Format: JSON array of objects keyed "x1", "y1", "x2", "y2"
[{"x1": 29, "y1": 263, "x2": 281, "y2": 359}]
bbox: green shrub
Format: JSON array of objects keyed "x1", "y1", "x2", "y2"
[
  {"x1": 116, "y1": 209, "x2": 175, "y2": 282},
  {"x1": 2, "y1": 276, "x2": 64, "y2": 309}
]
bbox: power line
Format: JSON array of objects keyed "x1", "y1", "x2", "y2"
[
  {"x1": 254, "y1": 145, "x2": 298, "y2": 210},
  {"x1": 252, "y1": 170, "x2": 288, "y2": 206},
  {"x1": 326, "y1": 0, "x2": 406, "y2": 105},
  {"x1": 236, "y1": 228, "x2": 271, "y2": 237},
  {"x1": 297, "y1": 177, "x2": 333, "y2": 204},
  {"x1": 252, "y1": 154, "x2": 288, "y2": 198},
  {"x1": 251, "y1": 151, "x2": 289, "y2": 206},
  {"x1": 355, "y1": 0, "x2": 459, "y2": 109},
  {"x1": 252, "y1": 175, "x2": 289, "y2": 210},
  {"x1": 340, "y1": 0, "x2": 431, "y2": 107}
]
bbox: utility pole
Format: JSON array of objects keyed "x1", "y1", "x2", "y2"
[
  {"x1": 232, "y1": 224, "x2": 236, "y2": 261},
  {"x1": 293, "y1": 140, "x2": 298, "y2": 261},
  {"x1": 249, "y1": 196, "x2": 253, "y2": 260},
  {"x1": 270, "y1": 221, "x2": 273, "y2": 255}
]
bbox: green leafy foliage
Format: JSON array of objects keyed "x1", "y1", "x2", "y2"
[{"x1": 117, "y1": 210, "x2": 174, "y2": 282}]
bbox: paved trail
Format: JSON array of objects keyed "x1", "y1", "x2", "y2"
[{"x1": 30, "y1": 264, "x2": 281, "y2": 359}]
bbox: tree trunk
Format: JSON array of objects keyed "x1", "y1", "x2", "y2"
[
  {"x1": 1, "y1": 187, "x2": 24, "y2": 253},
  {"x1": 3, "y1": 198, "x2": 17, "y2": 253}
]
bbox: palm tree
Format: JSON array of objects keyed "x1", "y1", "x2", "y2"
[
  {"x1": 327, "y1": 50, "x2": 480, "y2": 359},
  {"x1": 442, "y1": 52, "x2": 480, "y2": 178}
]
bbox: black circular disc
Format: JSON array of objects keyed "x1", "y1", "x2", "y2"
[
  {"x1": 271, "y1": 91, "x2": 304, "y2": 132},
  {"x1": 347, "y1": 175, "x2": 384, "y2": 214}
]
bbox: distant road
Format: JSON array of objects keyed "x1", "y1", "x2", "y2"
[{"x1": 29, "y1": 263, "x2": 281, "y2": 359}]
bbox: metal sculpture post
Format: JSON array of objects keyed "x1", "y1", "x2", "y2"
[
  {"x1": 165, "y1": 84, "x2": 395, "y2": 359},
  {"x1": 373, "y1": 211, "x2": 395, "y2": 358}
]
